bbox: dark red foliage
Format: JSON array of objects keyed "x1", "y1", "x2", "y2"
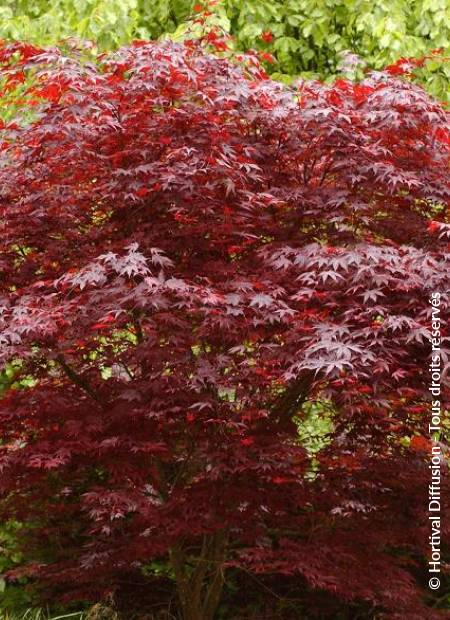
[{"x1": 0, "y1": 40, "x2": 449, "y2": 619}]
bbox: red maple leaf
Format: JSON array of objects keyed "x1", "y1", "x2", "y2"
[{"x1": 261, "y1": 31, "x2": 274, "y2": 43}]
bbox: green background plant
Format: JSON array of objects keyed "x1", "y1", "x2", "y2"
[{"x1": 0, "y1": 0, "x2": 449, "y2": 100}]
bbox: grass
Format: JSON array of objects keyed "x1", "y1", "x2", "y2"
[{"x1": 0, "y1": 611, "x2": 85, "y2": 620}]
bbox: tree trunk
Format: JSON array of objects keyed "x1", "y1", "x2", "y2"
[{"x1": 170, "y1": 530, "x2": 228, "y2": 620}]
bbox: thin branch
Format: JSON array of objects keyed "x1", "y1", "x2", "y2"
[
  {"x1": 131, "y1": 311, "x2": 144, "y2": 344},
  {"x1": 56, "y1": 355, "x2": 103, "y2": 404},
  {"x1": 270, "y1": 369, "x2": 316, "y2": 425},
  {"x1": 121, "y1": 362, "x2": 135, "y2": 380}
]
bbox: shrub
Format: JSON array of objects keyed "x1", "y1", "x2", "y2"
[{"x1": 0, "y1": 39, "x2": 449, "y2": 619}]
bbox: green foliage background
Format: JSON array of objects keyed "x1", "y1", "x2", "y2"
[{"x1": 0, "y1": 0, "x2": 449, "y2": 100}]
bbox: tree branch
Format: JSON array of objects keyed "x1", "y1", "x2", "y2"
[
  {"x1": 56, "y1": 355, "x2": 102, "y2": 404},
  {"x1": 202, "y1": 529, "x2": 229, "y2": 620},
  {"x1": 270, "y1": 369, "x2": 316, "y2": 427}
]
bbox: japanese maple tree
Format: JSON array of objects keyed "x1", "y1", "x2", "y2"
[{"x1": 0, "y1": 40, "x2": 449, "y2": 619}]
